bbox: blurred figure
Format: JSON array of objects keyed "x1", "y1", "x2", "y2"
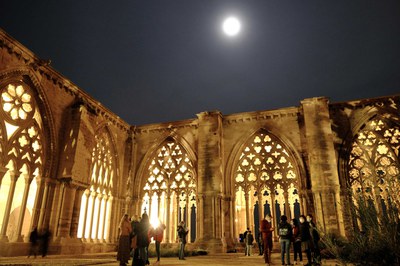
[
  {"x1": 177, "y1": 221, "x2": 189, "y2": 260},
  {"x1": 135, "y1": 213, "x2": 150, "y2": 266},
  {"x1": 245, "y1": 229, "x2": 254, "y2": 256},
  {"x1": 117, "y1": 214, "x2": 132, "y2": 266},
  {"x1": 150, "y1": 220, "x2": 166, "y2": 263},
  {"x1": 39, "y1": 227, "x2": 51, "y2": 258},
  {"x1": 28, "y1": 226, "x2": 39, "y2": 258}
]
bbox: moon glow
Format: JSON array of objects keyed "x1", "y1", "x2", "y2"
[{"x1": 222, "y1": 17, "x2": 241, "y2": 36}]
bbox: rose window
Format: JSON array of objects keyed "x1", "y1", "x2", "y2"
[{"x1": 1, "y1": 83, "x2": 34, "y2": 121}]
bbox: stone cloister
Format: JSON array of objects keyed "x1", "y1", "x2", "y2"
[{"x1": 0, "y1": 28, "x2": 399, "y2": 256}]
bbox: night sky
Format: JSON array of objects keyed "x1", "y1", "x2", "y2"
[{"x1": 1, "y1": 1, "x2": 400, "y2": 125}]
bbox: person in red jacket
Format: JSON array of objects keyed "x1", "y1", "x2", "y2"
[
  {"x1": 260, "y1": 214, "x2": 274, "y2": 265},
  {"x1": 150, "y1": 222, "x2": 166, "y2": 263}
]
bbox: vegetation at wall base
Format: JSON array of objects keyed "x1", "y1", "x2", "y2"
[{"x1": 321, "y1": 191, "x2": 400, "y2": 265}]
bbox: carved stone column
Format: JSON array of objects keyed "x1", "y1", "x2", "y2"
[
  {"x1": 165, "y1": 194, "x2": 171, "y2": 243},
  {"x1": 70, "y1": 188, "x2": 85, "y2": 239},
  {"x1": 15, "y1": 173, "x2": 33, "y2": 241},
  {"x1": 0, "y1": 170, "x2": 19, "y2": 242},
  {"x1": 0, "y1": 165, "x2": 8, "y2": 190}
]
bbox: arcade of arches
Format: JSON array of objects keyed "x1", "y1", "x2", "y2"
[{"x1": 0, "y1": 29, "x2": 400, "y2": 256}]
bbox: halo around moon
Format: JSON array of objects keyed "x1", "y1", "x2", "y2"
[{"x1": 222, "y1": 17, "x2": 241, "y2": 36}]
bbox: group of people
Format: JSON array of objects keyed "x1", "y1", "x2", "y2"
[
  {"x1": 28, "y1": 227, "x2": 51, "y2": 258},
  {"x1": 255, "y1": 213, "x2": 320, "y2": 266},
  {"x1": 117, "y1": 213, "x2": 189, "y2": 266}
]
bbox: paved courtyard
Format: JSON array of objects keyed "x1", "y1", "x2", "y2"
[{"x1": 0, "y1": 252, "x2": 339, "y2": 266}]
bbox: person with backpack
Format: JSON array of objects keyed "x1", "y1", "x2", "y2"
[
  {"x1": 245, "y1": 230, "x2": 254, "y2": 256},
  {"x1": 278, "y1": 215, "x2": 292, "y2": 266}
]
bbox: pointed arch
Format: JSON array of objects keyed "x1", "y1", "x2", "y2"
[
  {"x1": 77, "y1": 124, "x2": 118, "y2": 241},
  {"x1": 0, "y1": 69, "x2": 53, "y2": 241},
  {"x1": 230, "y1": 128, "x2": 304, "y2": 239},
  {"x1": 136, "y1": 134, "x2": 197, "y2": 243},
  {"x1": 345, "y1": 115, "x2": 400, "y2": 217}
]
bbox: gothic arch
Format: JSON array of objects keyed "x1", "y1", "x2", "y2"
[
  {"x1": 0, "y1": 68, "x2": 56, "y2": 178},
  {"x1": 0, "y1": 68, "x2": 54, "y2": 241},
  {"x1": 341, "y1": 113, "x2": 400, "y2": 216},
  {"x1": 135, "y1": 134, "x2": 198, "y2": 243},
  {"x1": 76, "y1": 123, "x2": 118, "y2": 241},
  {"x1": 228, "y1": 128, "x2": 305, "y2": 239},
  {"x1": 226, "y1": 127, "x2": 306, "y2": 197}
]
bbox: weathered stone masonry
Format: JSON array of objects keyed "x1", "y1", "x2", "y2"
[{"x1": 0, "y1": 28, "x2": 399, "y2": 256}]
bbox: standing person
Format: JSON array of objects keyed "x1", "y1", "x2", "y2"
[
  {"x1": 117, "y1": 214, "x2": 132, "y2": 266},
  {"x1": 260, "y1": 214, "x2": 274, "y2": 266},
  {"x1": 135, "y1": 213, "x2": 150, "y2": 266},
  {"x1": 291, "y1": 218, "x2": 302, "y2": 265},
  {"x1": 28, "y1": 226, "x2": 39, "y2": 258},
  {"x1": 177, "y1": 221, "x2": 189, "y2": 260},
  {"x1": 278, "y1": 215, "x2": 292, "y2": 266},
  {"x1": 40, "y1": 227, "x2": 51, "y2": 258},
  {"x1": 257, "y1": 231, "x2": 264, "y2": 256},
  {"x1": 152, "y1": 221, "x2": 166, "y2": 263},
  {"x1": 299, "y1": 215, "x2": 312, "y2": 266},
  {"x1": 243, "y1": 227, "x2": 250, "y2": 255},
  {"x1": 245, "y1": 230, "x2": 254, "y2": 256},
  {"x1": 130, "y1": 215, "x2": 140, "y2": 260},
  {"x1": 307, "y1": 214, "x2": 321, "y2": 265}
]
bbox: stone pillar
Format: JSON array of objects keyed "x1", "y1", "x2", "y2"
[
  {"x1": 0, "y1": 165, "x2": 8, "y2": 190},
  {"x1": 15, "y1": 173, "x2": 33, "y2": 241},
  {"x1": 283, "y1": 191, "x2": 291, "y2": 220},
  {"x1": 70, "y1": 188, "x2": 85, "y2": 238},
  {"x1": 100, "y1": 195, "x2": 109, "y2": 242},
  {"x1": 37, "y1": 178, "x2": 51, "y2": 230},
  {"x1": 88, "y1": 191, "x2": 96, "y2": 241},
  {"x1": 28, "y1": 176, "x2": 44, "y2": 234},
  {"x1": 301, "y1": 97, "x2": 345, "y2": 236},
  {"x1": 56, "y1": 179, "x2": 77, "y2": 239},
  {"x1": 81, "y1": 190, "x2": 90, "y2": 240},
  {"x1": 0, "y1": 170, "x2": 19, "y2": 241},
  {"x1": 165, "y1": 194, "x2": 171, "y2": 243},
  {"x1": 244, "y1": 191, "x2": 250, "y2": 228},
  {"x1": 195, "y1": 111, "x2": 225, "y2": 252}
]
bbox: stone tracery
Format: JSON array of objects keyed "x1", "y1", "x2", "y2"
[
  {"x1": 141, "y1": 138, "x2": 197, "y2": 243},
  {"x1": 234, "y1": 130, "x2": 301, "y2": 238},
  {"x1": 348, "y1": 118, "x2": 400, "y2": 214}
]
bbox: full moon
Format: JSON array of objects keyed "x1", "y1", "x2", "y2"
[{"x1": 222, "y1": 17, "x2": 241, "y2": 36}]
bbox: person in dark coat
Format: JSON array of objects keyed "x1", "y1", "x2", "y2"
[
  {"x1": 307, "y1": 214, "x2": 321, "y2": 265},
  {"x1": 117, "y1": 214, "x2": 132, "y2": 266},
  {"x1": 278, "y1": 215, "x2": 293, "y2": 266},
  {"x1": 177, "y1": 221, "x2": 189, "y2": 260},
  {"x1": 134, "y1": 213, "x2": 150, "y2": 266},
  {"x1": 245, "y1": 230, "x2": 254, "y2": 256},
  {"x1": 299, "y1": 215, "x2": 312, "y2": 265},
  {"x1": 39, "y1": 227, "x2": 51, "y2": 258},
  {"x1": 291, "y1": 218, "x2": 302, "y2": 264},
  {"x1": 257, "y1": 231, "x2": 264, "y2": 255},
  {"x1": 28, "y1": 226, "x2": 39, "y2": 258}
]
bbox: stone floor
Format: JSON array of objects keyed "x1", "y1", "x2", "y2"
[{"x1": 0, "y1": 252, "x2": 340, "y2": 266}]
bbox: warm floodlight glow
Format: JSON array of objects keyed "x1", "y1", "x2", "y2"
[
  {"x1": 223, "y1": 17, "x2": 241, "y2": 36},
  {"x1": 150, "y1": 216, "x2": 160, "y2": 229}
]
